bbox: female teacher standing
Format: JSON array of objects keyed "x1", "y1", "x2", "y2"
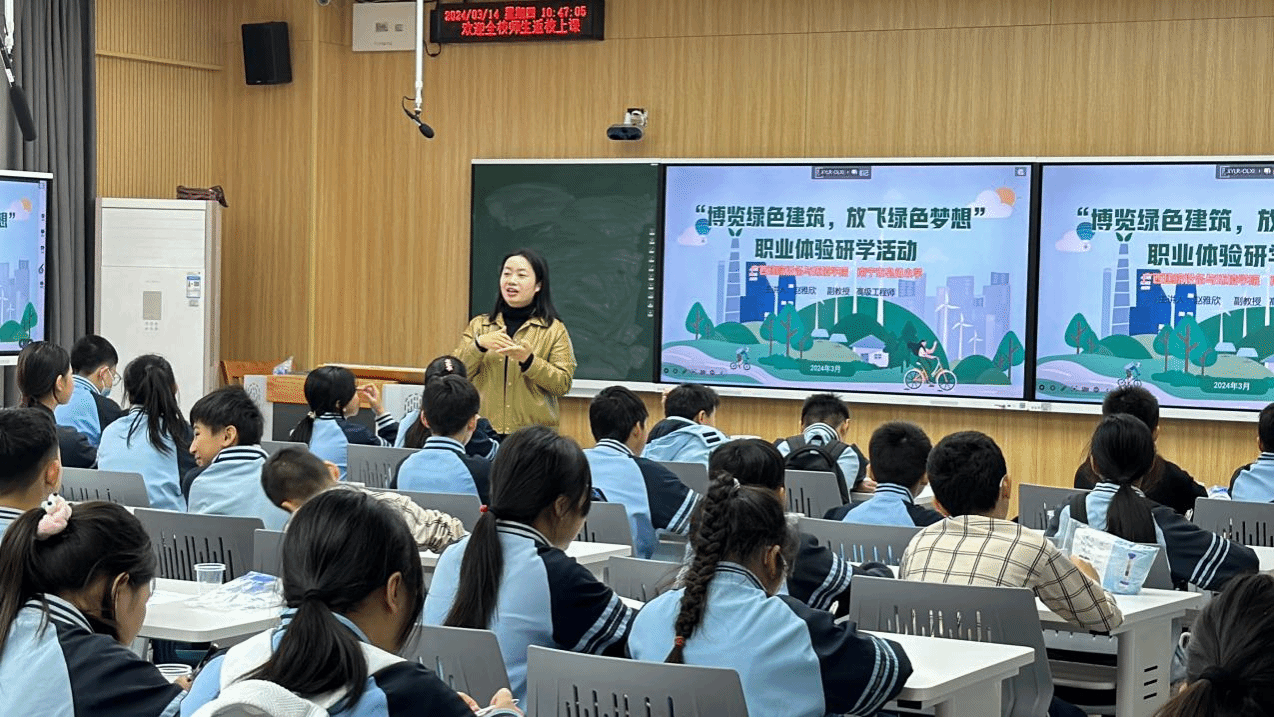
[{"x1": 455, "y1": 248, "x2": 576, "y2": 434}]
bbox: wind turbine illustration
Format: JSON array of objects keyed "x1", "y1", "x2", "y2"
[
  {"x1": 967, "y1": 328, "x2": 983, "y2": 358},
  {"x1": 952, "y1": 313, "x2": 973, "y2": 360},
  {"x1": 936, "y1": 297, "x2": 960, "y2": 354}
]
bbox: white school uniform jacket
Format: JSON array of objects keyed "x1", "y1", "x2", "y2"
[
  {"x1": 422, "y1": 520, "x2": 635, "y2": 702},
  {"x1": 584, "y1": 438, "x2": 700, "y2": 559},
  {"x1": 305, "y1": 412, "x2": 398, "y2": 480},
  {"x1": 629, "y1": 562, "x2": 911, "y2": 717},
  {"x1": 642, "y1": 416, "x2": 729, "y2": 466},
  {"x1": 187, "y1": 445, "x2": 289, "y2": 530},
  {"x1": 393, "y1": 436, "x2": 492, "y2": 504},
  {"x1": 0, "y1": 594, "x2": 184, "y2": 717},
  {"x1": 54, "y1": 374, "x2": 125, "y2": 447},
  {"x1": 97, "y1": 409, "x2": 197, "y2": 511}
]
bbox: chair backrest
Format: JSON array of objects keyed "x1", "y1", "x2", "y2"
[
  {"x1": 59, "y1": 467, "x2": 150, "y2": 508},
  {"x1": 784, "y1": 469, "x2": 844, "y2": 518},
  {"x1": 1192, "y1": 497, "x2": 1274, "y2": 546},
  {"x1": 261, "y1": 440, "x2": 307, "y2": 457},
  {"x1": 798, "y1": 516, "x2": 918, "y2": 565},
  {"x1": 407, "y1": 625, "x2": 511, "y2": 701},
  {"x1": 526, "y1": 645, "x2": 749, "y2": 717},
  {"x1": 347, "y1": 445, "x2": 418, "y2": 489},
  {"x1": 660, "y1": 461, "x2": 709, "y2": 495},
  {"x1": 253, "y1": 529, "x2": 286, "y2": 577},
  {"x1": 576, "y1": 501, "x2": 634, "y2": 548},
  {"x1": 849, "y1": 575, "x2": 1052, "y2": 717},
  {"x1": 134, "y1": 508, "x2": 264, "y2": 581},
  {"x1": 605, "y1": 556, "x2": 680, "y2": 602},
  {"x1": 1145, "y1": 547, "x2": 1172, "y2": 589},
  {"x1": 387, "y1": 489, "x2": 483, "y2": 531},
  {"x1": 1018, "y1": 484, "x2": 1088, "y2": 531}
]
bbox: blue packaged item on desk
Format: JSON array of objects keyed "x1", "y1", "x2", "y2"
[{"x1": 1072, "y1": 525, "x2": 1159, "y2": 595}]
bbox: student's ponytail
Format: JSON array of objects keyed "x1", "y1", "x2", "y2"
[
  {"x1": 444, "y1": 426, "x2": 591, "y2": 629},
  {"x1": 122, "y1": 355, "x2": 187, "y2": 455},
  {"x1": 15, "y1": 341, "x2": 70, "y2": 408},
  {"x1": 1089, "y1": 414, "x2": 1158, "y2": 544},
  {"x1": 403, "y1": 356, "x2": 470, "y2": 449},
  {"x1": 290, "y1": 366, "x2": 357, "y2": 444}
]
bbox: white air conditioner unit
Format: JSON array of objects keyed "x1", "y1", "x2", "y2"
[{"x1": 352, "y1": 1, "x2": 417, "y2": 52}]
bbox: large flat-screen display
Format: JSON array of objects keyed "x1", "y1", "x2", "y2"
[
  {"x1": 0, "y1": 172, "x2": 49, "y2": 355},
  {"x1": 660, "y1": 163, "x2": 1035, "y2": 399},
  {"x1": 1035, "y1": 161, "x2": 1274, "y2": 411}
]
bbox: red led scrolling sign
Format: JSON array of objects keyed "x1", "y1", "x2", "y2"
[{"x1": 430, "y1": 1, "x2": 605, "y2": 43}]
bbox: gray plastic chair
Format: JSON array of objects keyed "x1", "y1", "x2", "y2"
[
  {"x1": 407, "y1": 625, "x2": 511, "y2": 701},
  {"x1": 576, "y1": 501, "x2": 634, "y2": 548},
  {"x1": 260, "y1": 440, "x2": 307, "y2": 457},
  {"x1": 849, "y1": 575, "x2": 1051, "y2": 717},
  {"x1": 59, "y1": 467, "x2": 150, "y2": 507},
  {"x1": 606, "y1": 556, "x2": 680, "y2": 602},
  {"x1": 348, "y1": 445, "x2": 418, "y2": 489},
  {"x1": 784, "y1": 469, "x2": 844, "y2": 518},
  {"x1": 134, "y1": 508, "x2": 264, "y2": 581},
  {"x1": 1192, "y1": 497, "x2": 1274, "y2": 546},
  {"x1": 387, "y1": 489, "x2": 483, "y2": 531},
  {"x1": 526, "y1": 645, "x2": 749, "y2": 717},
  {"x1": 1018, "y1": 484, "x2": 1088, "y2": 531},
  {"x1": 660, "y1": 460, "x2": 709, "y2": 495},
  {"x1": 798, "y1": 516, "x2": 919, "y2": 565},
  {"x1": 253, "y1": 529, "x2": 285, "y2": 577}
]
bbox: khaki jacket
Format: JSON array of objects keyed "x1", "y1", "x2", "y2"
[{"x1": 454, "y1": 313, "x2": 576, "y2": 433}]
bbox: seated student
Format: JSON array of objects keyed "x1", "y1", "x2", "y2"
[
  {"x1": 424, "y1": 426, "x2": 635, "y2": 702},
  {"x1": 642, "y1": 383, "x2": 729, "y2": 466},
  {"x1": 181, "y1": 489, "x2": 519, "y2": 717},
  {"x1": 54, "y1": 334, "x2": 126, "y2": 448},
  {"x1": 628, "y1": 472, "x2": 911, "y2": 717},
  {"x1": 774, "y1": 392, "x2": 871, "y2": 502},
  {"x1": 262, "y1": 446, "x2": 465, "y2": 553},
  {"x1": 711, "y1": 439, "x2": 891, "y2": 616},
  {"x1": 1153, "y1": 573, "x2": 1274, "y2": 717},
  {"x1": 1229, "y1": 401, "x2": 1274, "y2": 502},
  {"x1": 186, "y1": 385, "x2": 288, "y2": 530},
  {"x1": 1049, "y1": 415, "x2": 1257, "y2": 592},
  {"x1": 393, "y1": 375, "x2": 491, "y2": 503},
  {"x1": 396, "y1": 355, "x2": 500, "y2": 460},
  {"x1": 16, "y1": 341, "x2": 96, "y2": 468},
  {"x1": 97, "y1": 355, "x2": 197, "y2": 511},
  {"x1": 1074, "y1": 386, "x2": 1204, "y2": 515},
  {"x1": 584, "y1": 386, "x2": 700, "y2": 559},
  {"x1": 0, "y1": 408, "x2": 62, "y2": 534},
  {"x1": 0, "y1": 498, "x2": 185, "y2": 716},
  {"x1": 834, "y1": 421, "x2": 942, "y2": 527},
  {"x1": 289, "y1": 366, "x2": 398, "y2": 480}
]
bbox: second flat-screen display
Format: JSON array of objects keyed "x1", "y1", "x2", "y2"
[{"x1": 660, "y1": 163, "x2": 1034, "y2": 400}]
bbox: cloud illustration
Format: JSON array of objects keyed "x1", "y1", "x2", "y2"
[
  {"x1": 968, "y1": 189, "x2": 1013, "y2": 219},
  {"x1": 6, "y1": 198, "x2": 31, "y2": 221},
  {"x1": 1055, "y1": 230, "x2": 1091, "y2": 253}
]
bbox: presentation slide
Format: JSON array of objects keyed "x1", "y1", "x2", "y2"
[
  {"x1": 660, "y1": 163, "x2": 1033, "y2": 399},
  {"x1": 0, "y1": 175, "x2": 48, "y2": 354},
  {"x1": 1036, "y1": 162, "x2": 1274, "y2": 411}
]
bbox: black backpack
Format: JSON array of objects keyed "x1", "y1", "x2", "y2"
[{"x1": 777, "y1": 435, "x2": 851, "y2": 504}]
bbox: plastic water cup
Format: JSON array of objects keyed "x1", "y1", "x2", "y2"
[
  {"x1": 156, "y1": 663, "x2": 193, "y2": 683},
  {"x1": 193, "y1": 563, "x2": 226, "y2": 594}
]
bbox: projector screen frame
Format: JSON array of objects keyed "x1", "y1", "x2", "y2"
[{"x1": 0, "y1": 168, "x2": 52, "y2": 358}]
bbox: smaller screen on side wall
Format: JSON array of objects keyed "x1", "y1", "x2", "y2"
[
  {"x1": 0, "y1": 174, "x2": 49, "y2": 355},
  {"x1": 660, "y1": 163, "x2": 1035, "y2": 401},
  {"x1": 1036, "y1": 162, "x2": 1274, "y2": 411}
]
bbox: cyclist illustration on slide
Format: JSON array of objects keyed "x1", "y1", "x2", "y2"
[
  {"x1": 904, "y1": 339, "x2": 957, "y2": 391},
  {"x1": 730, "y1": 346, "x2": 751, "y2": 370},
  {"x1": 1119, "y1": 361, "x2": 1142, "y2": 388}
]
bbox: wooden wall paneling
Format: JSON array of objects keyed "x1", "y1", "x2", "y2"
[
  {"x1": 605, "y1": 0, "x2": 811, "y2": 39},
  {"x1": 1051, "y1": 0, "x2": 1273, "y2": 25},
  {"x1": 96, "y1": 0, "x2": 225, "y2": 65},
  {"x1": 814, "y1": 0, "x2": 1050, "y2": 33}
]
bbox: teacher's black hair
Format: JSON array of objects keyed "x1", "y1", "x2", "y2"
[{"x1": 488, "y1": 248, "x2": 560, "y2": 326}]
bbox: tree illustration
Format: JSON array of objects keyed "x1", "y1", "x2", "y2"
[
  {"x1": 759, "y1": 313, "x2": 776, "y2": 354},
  {"x1": 1064, "y1": 313, "x2": 1099, "y2": 354},
  {"x1": 20, "y1": 302, "x2": 36, "y2": 332},
  {"x1": 776, "y1": 304, "x2": 805, "y2": 358},
  {"x1": 1153, "y1": 324, "x2": 1173, "y2": 372},
  {"x1": 684, "y1": 302, "x2": 714, "y2": 341},
  {"x1": 993, "y1": 331, "x2": 1025, "y2": 381},
  {"x1": 1170, "y1": 316, "x2": 1206, "y2": 375},
  {"x1": 888, "y1": 321, "x2": 919, "y2": 374},
  {"x1": 1192, "y1": 345, "x2": 1219, "y2": 376},
  {"x1": 796, "y1": 329, "x2": 815, "y2": 359}
]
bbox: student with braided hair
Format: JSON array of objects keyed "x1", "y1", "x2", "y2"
[{"x1": 628, "y1": 471, "x2": 911, "y2": 717}]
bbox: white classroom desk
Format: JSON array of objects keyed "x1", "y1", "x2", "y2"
[
  {"x1": 143, "y1": 578, "x2": 281, "y2": 643},
  {"x1": 1255, "y1": 544, "x2": 1274, "y2": 573},
  {"x1": 421, "y1": 541, "x2": 632, "y2": 584}
]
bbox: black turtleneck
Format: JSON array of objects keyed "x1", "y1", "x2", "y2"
[{"x1": 502, "y1": 303, "x2": 535, "y2": 338}]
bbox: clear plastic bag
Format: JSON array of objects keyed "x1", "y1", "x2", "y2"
[
  {"x1": 1071, "y1": 526, "x2": 1160, "y2": 595},
  {"x1": 186, "y1": 571, "x2": 284, "y2": 611}
]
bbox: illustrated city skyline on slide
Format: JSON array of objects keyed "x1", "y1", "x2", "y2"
[{"x1": 0, "y1": 178, "x2": 47, "y2": 353}]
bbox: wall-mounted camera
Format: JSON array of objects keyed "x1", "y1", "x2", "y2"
[{"x1": 607, "y1": 108, "x2": 647, "y2": 141}]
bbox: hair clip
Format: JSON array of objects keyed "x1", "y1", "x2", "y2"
[
  {"x1": 674, "y1": 636, "x2": 686, "y2": 647},
  {"x1": 479, "y1": 505, "x2": 489, "y2": 513},
  {"x1": 444, "y1": 358, "x2": 454, "y2": 373},
  {"x1": 306, "y1": 411, "x2": 317, "y2": 419},
  {"x1": 36, "y1": 494, "x2": 72, "y2": 540}
]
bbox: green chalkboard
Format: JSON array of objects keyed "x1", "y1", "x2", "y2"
[{"x1": 470, "y1": 162, "x2": 660, "y2": 382}]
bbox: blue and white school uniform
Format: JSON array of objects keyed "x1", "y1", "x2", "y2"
[
  {"x1": 1047, "y1": 482, "x2": 1258, "y2": 591},
  {"x1": 642, "y1": 416, "x2": 728, "y2": 466},
  {"x1": 393, "y1": 436, "x2": 491, "y2": 504},
  {"x1": 53, "y1": 374, "x2": 125, "y2": 447},
  {"x1": 395, "y1": 410, "x2": 500, "y2": 460},
  {"x1": 0, "y1": 594, "x2": 184, "y2": 717},
  {"x1": 839, "y1": 483, "x2": 943, "y2": 527},
  {"x1": 422, "y1": 521, "x2": 635, "y2": 702},
  {"x1": 629, "y1": 562, "x2": 911, "y2": 717},
  {"x1": 306, "y1": 412, "x2": 398, "y2": 480},
  {"x1": 181, "y1": 609, "x2": 472, "y2": 717},
  {"x1": 97, "y1": 409, "x2": 197, "y2": 511},
  {"x1": 0, "y1": 506, "x2": 24, "y2": 536},
  {"x1": 187, "y1": 445, "x2": 288, "y2": 530},
  {"x1": 585, "y1": 438, "x2": 699, "y2": 559},
  {"x1": 1230, "y1": 452, "x2": 1274, "y2": 502},
  {"x1": 774, "y1": 422, "x2": 868, "y2": 500}
]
